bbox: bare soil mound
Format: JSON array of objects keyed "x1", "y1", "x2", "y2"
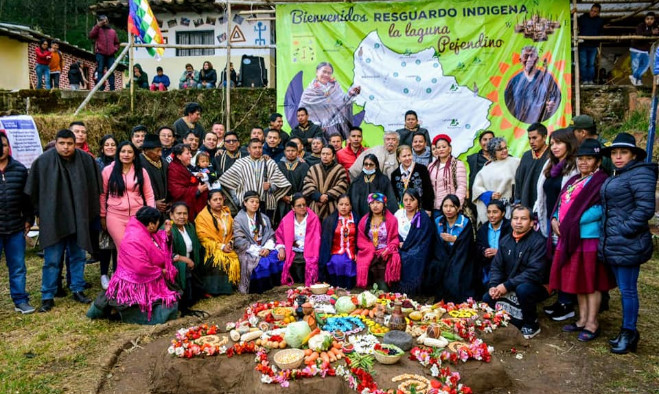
[{"x1": 99, "y1": 288, "x2": 620, "y2": 394}]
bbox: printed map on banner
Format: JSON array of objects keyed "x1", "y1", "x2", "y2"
[
  {"x1": 276, "y1": 0, "x2": 572, "y2": 157},
  {"x1": 353, "y1": 31, "x2": 491, "y2": 155}
]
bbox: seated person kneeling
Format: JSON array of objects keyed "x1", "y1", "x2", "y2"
[
  {"x1": 87, "y1": 206, "x2": 180, "y2": 325},
  {"x1": 483, "y1": 205, "x2": 549, "y2": 339}
]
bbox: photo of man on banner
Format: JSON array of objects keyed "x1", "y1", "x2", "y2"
[{"x1": 504, "y1": 46, "x2": 561, "y2": 124}]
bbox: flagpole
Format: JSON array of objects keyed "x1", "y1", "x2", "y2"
[
  {"x1": 225, "y1": 1, "x2": 232, "y2": 132},
  {"x1": 129, "y1": 33, "x2": 135, "y2": 113}
]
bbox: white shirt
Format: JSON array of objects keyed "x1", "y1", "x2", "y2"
[
  {"x1": 178, "y1": 227, "x2": 193, "y2": 258},
  {"x1": 394, "y1": 209, "x2": 412, "y2": 241},
  {"x1": 293, "y1": 214, "x2": 308, "y2": 253}
]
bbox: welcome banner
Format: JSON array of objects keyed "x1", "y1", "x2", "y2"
[{"x1": 276, "y1": 0, "x2": 572, "y2": 157}]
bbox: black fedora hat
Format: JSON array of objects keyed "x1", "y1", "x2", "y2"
[
  {"x1": 575, "y1": 139, "x2": 602, "y2": 157},
  {"x1": 601, "y1": 133, "x2": 646, "y2": 161},
  {"x1": 141, "y1": 133, "x2": 162, "y2": 150}
]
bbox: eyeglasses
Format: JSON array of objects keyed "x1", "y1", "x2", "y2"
[
  {"x1": 294, "y1": 204, "x2": 307, "y2": 208},
  {"x1": 224, "y1": 139, "x2": 239, "y2": 143},
  {"x1": 496, "y1": 146, "x2": 508, "y2": 152},
  {"x1": 363, "y1": 162, "x2": 376, "y2": 168}
]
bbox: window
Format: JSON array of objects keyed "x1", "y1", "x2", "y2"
[{"x1": 176, "y1": 31, "x2": 214, "y2": 56}]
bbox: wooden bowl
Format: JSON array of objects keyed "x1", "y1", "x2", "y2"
[{"x1": 273, "y1": 349, "x2": 305, "y2": 370}]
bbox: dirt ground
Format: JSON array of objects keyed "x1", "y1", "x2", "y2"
[{"x1": 97, "y1": 287, "x2": 647, "y2": 394}]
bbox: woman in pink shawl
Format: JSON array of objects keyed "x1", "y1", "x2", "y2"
[
  {"x1": 93, "y1": 206, "x2": 180, "y2": 324},
  {"x1": 299, "y1": 62, "x2": 361, "y2": 140},
  {"x1": 276, "y1": 193, "x2": 321, "y2": 286},
  {"x1": 356, "y1": 193, "x2": 401, "y2": 290}
]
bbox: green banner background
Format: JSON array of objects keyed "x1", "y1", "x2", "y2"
[{"x1": 276, "y1": 0, "x2": 572, "y2": 158}]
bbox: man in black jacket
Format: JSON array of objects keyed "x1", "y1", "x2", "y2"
[
  {"x1": 514, "y1": 122, "x2": 549, "y2": 207},
  {"x1": 0, "y1": 133, "x2": 35, "y2": 314},
  {"x1": 25, "y1": 129, "x2": 102, "y2": 312},
  {"x1": 484, "y1": 205, "x2": 549, "y2": 339},
  {"x1": 291, "y1": 107, "x2": 324, "y2": 152},
  {"x1": 139, "y1": 134, "x2": 168, "y2": 215}
]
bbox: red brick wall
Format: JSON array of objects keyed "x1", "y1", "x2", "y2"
[{"x1": 27, "y1": 42, "x2": 123, "y2": 91}]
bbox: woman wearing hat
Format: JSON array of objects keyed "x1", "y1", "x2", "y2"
[
  {"x1": 599, "y1": 133, "x2": 658, "y2": 354},
  {"x1": 428, "y1": 134, "x2": 467, "y2": 210},
  {"x1": 548, "y1": 139, "x2": 616, "y2": 342},
  {"x1": 355, "y1": 193, "x2": 401, "y2": 290},
  {"x1": 233, "y1": 191, "x2": 283, "y2": 294},
  {"x1": 472, "y1": 137, "x2": 521, "y2": 226}
]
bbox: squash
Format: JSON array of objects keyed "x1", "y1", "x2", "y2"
[
  {"x1": 423, "y1": 336, "x2": 448, "y2": 348},
  {"x1": 240, "y1": 329, "x2": 263, "y2": 342}
]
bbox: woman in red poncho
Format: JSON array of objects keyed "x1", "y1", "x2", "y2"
[
  {"x1": 168, "y1": 143, "x2": 209, "y2": 219},
  {"x1": 355, "y1": 193, "x2": 401, "y2": 291}
]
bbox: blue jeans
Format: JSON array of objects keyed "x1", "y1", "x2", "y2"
[
  {"x1": 630, "y1": 50, "x2": 650, "y2": 80},
  {"x1": 483, "y1": 282, "x2": 548, "y2": 327},
  {"x1": 35, "y1": 64, "x2": 51, "y2": 89},
  {"x1": 95, "y1": 53, "x2": 115, "y2": 91},
  {"x1": 42, "y1": 236, "x2": 87, "y2": 299},
  {"x1": 579, "y1": 47, "x2": 598, "y2": 83},
  {"x1": 610, "y1": 265, "x2": 640, "y2": 331},
  {"x1": 1, "y1": 231, "x2": 29, "y2": 305},
  {"x1": 197, "y1": 82, "x2": 215, "y2": 89}
]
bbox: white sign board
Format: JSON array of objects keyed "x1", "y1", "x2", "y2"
[{"x1": 0, "y1": 115, "x2": 43, "y2": 168}]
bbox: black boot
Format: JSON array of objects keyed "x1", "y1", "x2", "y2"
[
  {"x1": 610, "y1": 329, "x2": 639, "y2": 354},
  {"x1": 608, "y1": 329, "x2": 623, "y2": 347}
]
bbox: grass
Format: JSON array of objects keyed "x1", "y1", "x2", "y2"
[
  {"x1": 1, "y1": 248, "x2": 659, "y2": 392},
  {"x1": 600, "y1": 110, "x2": 650, "y2": 141},
  {"x1": 0, "y1": 248, "x2": 242, "y2": 393}
]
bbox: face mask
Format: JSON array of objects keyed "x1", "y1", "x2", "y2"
[{"x1": 363, "y1": 168, "x2": 376, "y2": 175}]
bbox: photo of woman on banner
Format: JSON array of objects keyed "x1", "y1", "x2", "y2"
[
  {"x1": 299, "y1": 62, "x2": 361, "y2": 141},
  {"x1": 504, "y1": 46, "x2": 561, "y2": 123}
]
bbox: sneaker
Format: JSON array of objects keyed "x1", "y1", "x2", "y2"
[
  {"x1": 547, "y1": 303, "x2": 575, "y2": 321},
  {"x1": 521, "y1": 324, "x2": 541, "y2": 339},
  {"x1": 635, "y1": 78, "x2": 644, "y2": 87},
  {"x1": 543, "y1": 300, "x2": 561, "y2": 315},
  {"x1": 14, "y1": 302, "x2": 36, "y2": 314},
  {"x1": 101, "y1": 275, "x2": 110, "y2": 290},
  {"x1": 630, "y1": 75, "x2": 637, "y2": 85}
]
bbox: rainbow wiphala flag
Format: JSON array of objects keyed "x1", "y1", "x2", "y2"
[{"x1": 128, "y1": 0, "x2": 164, "y2": 58}]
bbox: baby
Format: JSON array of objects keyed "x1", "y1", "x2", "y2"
[{"x1": 193, "y1": 152, "x2": 218, "y2": 188}]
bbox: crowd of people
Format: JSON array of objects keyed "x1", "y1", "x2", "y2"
[{"x1": 0, "y1": 103, "x2": 656, "y2": 355}]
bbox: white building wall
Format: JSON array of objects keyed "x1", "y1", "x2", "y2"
[{"x1": 132, "y1": 11, "x2": 273, "y2": 88}]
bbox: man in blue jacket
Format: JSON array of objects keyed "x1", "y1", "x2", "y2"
[
  {"x1": 0, "y1": 133, "x2": 35, "y2": 314},
  {"x1": 484, "y1": 205, "x2": 549, "y2": 339}
]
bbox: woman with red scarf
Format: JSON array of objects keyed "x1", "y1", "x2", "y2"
[
  {"x1": 428, "y1": 134, "x2": 467, "y2": 210},
  {"x1": 548, "y1": 139, "x2": 615, "y2": 342},
  {"x1": 355, "y1": 193, "x2": 400, "y2": 290},
  {"x1": 167, "y1": 143, "x2": 209, "y2": 219}
]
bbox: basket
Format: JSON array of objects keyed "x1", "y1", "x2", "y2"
[
  {"x1": 374, "y1": 344, "x2": 404, "y2": 365},
  {"x1": 273, "y1": 349, "x2": 305, "y2": 370},
  {"x1": 310, "y1": 283, "x2": 330, "y2": 295},
  {"x1": 272, "y1": 307, "x2": 294, "y2": 320}
]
